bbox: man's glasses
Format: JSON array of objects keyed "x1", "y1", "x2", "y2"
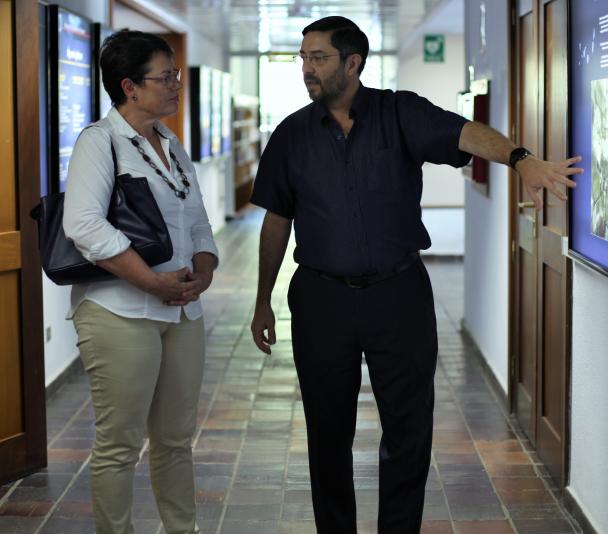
[
  {"x1": 292, "y1": 54, "x2": 342, "y2": 67},
  {"x1": 142, "y1": 69, "x2": 182, "y2": 87}
]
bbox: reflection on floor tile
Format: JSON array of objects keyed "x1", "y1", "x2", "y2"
[{"x1": 0, "y1": 207, "x2": 581, "y2": 533}]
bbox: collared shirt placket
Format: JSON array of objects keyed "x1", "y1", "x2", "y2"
[{"x1": 329, "y1": 117, "x2": 373, "y2": 275}]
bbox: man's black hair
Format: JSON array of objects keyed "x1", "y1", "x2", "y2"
[
  {"x1": 302, "y1": 16, "x2": 369, "y2": 74},
  {"x1": 100, "y1": 30, "x2": 174, "y2": 106}
]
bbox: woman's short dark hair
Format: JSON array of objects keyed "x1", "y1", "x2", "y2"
[
  {"x1": 100, "y1": 30, "x2": 174, "y2": 107},
  {"x1": 302, "y1": 16, "x2": 369, "y2": 74}
]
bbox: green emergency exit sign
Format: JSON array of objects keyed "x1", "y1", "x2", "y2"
[{"x1": 424, "y1": 34, "x2": 445, "y2": 62}]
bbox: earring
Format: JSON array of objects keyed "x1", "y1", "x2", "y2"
[{"x1": 132, "y1": 95, "x2": 138, "y2": 101}]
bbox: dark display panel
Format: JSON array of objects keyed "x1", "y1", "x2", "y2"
[
  {"x1": 570, "y1": 1, "x2": 608, "y2": 273},
  {"x1": 49, "y1": 6, "x2": 93, "y2": 193},
  {"x1": 189, "y1": 66, "x2": 213, "y2": 161}
]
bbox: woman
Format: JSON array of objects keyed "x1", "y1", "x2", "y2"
[{"x1": 63, "y1": 30, "x2": 218, "y2": 534}]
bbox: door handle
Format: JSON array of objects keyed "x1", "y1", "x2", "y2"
[{"x1": 518, "y1": 201, "x2": 535, "y2": 209}]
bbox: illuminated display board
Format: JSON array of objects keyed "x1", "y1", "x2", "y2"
[
  {"x1": 211, "y1": 69, "x2": 222, "y2": 156},
  {"x1": 221, "y1": 72, "x2": 232, "y2": 153},
  {"x1": 49, "y1": 6, "x2": 92, "y2": 193}
]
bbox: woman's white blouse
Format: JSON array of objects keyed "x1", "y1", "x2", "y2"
[{"x1": 63, "y1": 107, "x2": 219, "y2": 322}]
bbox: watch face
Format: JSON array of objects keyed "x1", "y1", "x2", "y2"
[{"x1": 510, "y1": 148, "x2": 530, "y2": 168}]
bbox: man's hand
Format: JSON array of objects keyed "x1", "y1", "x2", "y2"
[
  {"x1": 516, "y1": 155, "x2": 582, "y2": 210},
  {"x1": 251, "y1": 303, "x2": 276, "y2": 355},
  {"x1": 458, "y1": 121, "x2": 583, "y2": 210}
]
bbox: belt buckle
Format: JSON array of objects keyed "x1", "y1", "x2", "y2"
[{"x1": 345, "y1": 275, "x2": 367, "y2": 289}]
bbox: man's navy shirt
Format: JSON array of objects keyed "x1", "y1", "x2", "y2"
[{"x1": 250, "y1": 84, "x2": 471, "y2": 276}]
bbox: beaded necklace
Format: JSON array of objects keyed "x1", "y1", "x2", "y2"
[{"x1": 129, "y1": 133, "x2": 191, "y2": 199}]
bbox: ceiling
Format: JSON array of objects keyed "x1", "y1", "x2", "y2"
[{"x1": 133, "y1": 0, "x2": 459, "y2": 54}]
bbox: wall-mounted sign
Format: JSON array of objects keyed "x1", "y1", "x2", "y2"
[{"x1": 424, "y1": 34, "x2": 444, "y2": 63}]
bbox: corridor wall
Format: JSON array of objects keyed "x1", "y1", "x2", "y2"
[
  {"x1": 462, "y1": 1, "x2": 608, "y2": 529},
  {"x1": 462, "y1": 0, "x2": 510, "y2": 390},
  {"x1": 569, "y1": 264, "x2": 608, "y2": 532},
  {"x1": 398, "y1": 28, "x2": 466, "y2": 256},
  {"x1": 43, "y1": 1, "x2": 228, "y2": 387}
]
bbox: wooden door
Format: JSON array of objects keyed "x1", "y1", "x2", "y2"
[
  {"x1": 510, "y1": 0, "x2": 570, "y2": 487},
  {"x1": 157, "y1": 32, "x2": 187, "y2": 143},
  {"x1": 536, "y1": 0, "x2": 570, "y2": 486},
  {"x1": 512, "y1": 1, "x2": 539, "y2": 442},
  {"x1": 0, "y1": 0, "x2": 46, "y2": 484}
]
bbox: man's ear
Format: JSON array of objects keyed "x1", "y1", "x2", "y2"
[{"x1": 346, "y1": 54, "x2": 362, "y2": 77}]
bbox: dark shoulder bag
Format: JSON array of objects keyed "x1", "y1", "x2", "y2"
[{"x1": 30, "y1": 138, "x2": 173, "y2": 286}]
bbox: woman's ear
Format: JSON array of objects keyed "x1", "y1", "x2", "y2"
[{"x1": 120, "y1": 78, "x2": 137, "y2": 102}]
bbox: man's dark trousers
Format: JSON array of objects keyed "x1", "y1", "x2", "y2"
[{"x1": 288, "y1": 258, "x2": 438, "y2": 534}]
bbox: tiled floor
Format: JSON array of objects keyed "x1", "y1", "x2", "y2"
[{"x1": 0, "y1": 207, "x2": 582, "y2": 533}]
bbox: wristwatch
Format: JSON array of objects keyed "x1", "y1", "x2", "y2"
[{"x1": 509, "y1": 147, "x2": 533, "y2": 169}]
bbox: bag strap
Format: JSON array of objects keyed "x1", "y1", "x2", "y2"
[{"x1": 110, "y1": 140, "x2": 118, "y2": 177}]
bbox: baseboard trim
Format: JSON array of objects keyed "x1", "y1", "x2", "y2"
[
  {"x1": 45, "y1": 355, "x2": 83, "y2": 400},
  {"x1": 459, "y1": 319, "x2": 509, "y2": 414},
  {"x1": 564, "y1": 488, "x2": 600, "y2": 534}
]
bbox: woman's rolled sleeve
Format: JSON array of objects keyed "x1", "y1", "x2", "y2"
[
  {"x1": 190, "y1": 173, "x2": 219, "y2": 268},
  {"x1": 63, "y1": 127, "x2": 132, "y2": 263}
]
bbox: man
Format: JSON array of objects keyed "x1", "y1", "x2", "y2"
[{"x1": 250, "y1": 16, "x2": 580, "y2": 534}]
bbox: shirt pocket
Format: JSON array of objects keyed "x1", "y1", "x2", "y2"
[{"x1": 365, "y1": 147, "x2": 406, "y2": 192}]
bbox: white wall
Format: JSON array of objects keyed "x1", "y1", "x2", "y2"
[
  {"x1": 43, "y1": 2, "x2": 229, "y2": 387},
  {"x1": 463, "y1": 0, "x2": 510, "y2": 390},
  {"x1": 569, "y1": 263, "x2": 608, "y2": 533},
  {"x1": 398, "y1": 30, "x2": 466, "y2": 255}
]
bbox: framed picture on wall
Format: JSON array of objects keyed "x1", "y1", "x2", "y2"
[
  {"x1": 457, "y1": 78, "x2": 490, "y2": 196},
  {"x1": 570, "y1": 0, "x2": 608, "y2": 275},
  {"x1": 48, "y1": 5, "x2": 93, "y2": 193}
]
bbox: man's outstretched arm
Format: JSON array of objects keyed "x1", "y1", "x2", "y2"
[
  {"x1": 458, "y1": 121, "x2": 583, "y2": 209},
  {"x1": 251, "y1": 211, "x2": 292, "y2": 354}
]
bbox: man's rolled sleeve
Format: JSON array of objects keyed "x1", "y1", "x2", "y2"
[
  {"x1": 250, "y1": 122, "x2": 294, "y2": 219},
  {"x1": 63, "y1": 127, "x2": 131, "y2": 264},
  {"x1": 397, "y1": 91, "x2": 472, "y2": 168}
]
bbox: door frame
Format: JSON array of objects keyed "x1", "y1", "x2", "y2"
[{"x1": 0, "y1": 0, "x2": 46, "y2": 485}]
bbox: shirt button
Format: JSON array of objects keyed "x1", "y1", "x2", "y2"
[{"x1": 348, "y1": 186, "x2": 354, "y2": 192}]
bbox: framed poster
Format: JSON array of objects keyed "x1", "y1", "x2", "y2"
[
  {"x1": 570, "y1": 1, "x2": 608, "y2": 274},
  {"x1": 93, "y1": 23, "x2": 114, "y2": 120},
  {"x1": 48, "y1": 5, "x2": 93, "y2": 193}
]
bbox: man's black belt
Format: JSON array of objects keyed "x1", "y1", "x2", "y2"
[{"x1": 303, "y1": 252, "x2": 420, "y2": 289}]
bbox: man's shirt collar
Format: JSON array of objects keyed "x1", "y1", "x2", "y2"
[{"x1": 313, "y1": 83, "x2": 370, "y2": 124}]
